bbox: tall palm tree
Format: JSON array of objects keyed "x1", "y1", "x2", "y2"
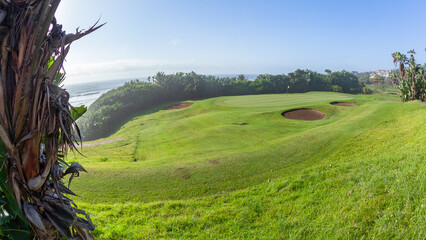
[
  {"x1": 0, "y1": 0, "x2": 103, "y2": 239},
  {"x1": 392, "y1": 52, "x2": 406, "y2": 82}
]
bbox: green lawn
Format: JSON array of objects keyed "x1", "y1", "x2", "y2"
[{"x1": 67, "y1": 92, "x2": 425, "y2": 239}]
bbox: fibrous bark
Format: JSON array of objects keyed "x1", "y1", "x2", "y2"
[{"x1": 0, "y1": 0, "x2": 103, "y2": 239}]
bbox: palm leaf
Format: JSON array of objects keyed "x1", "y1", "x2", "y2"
[{"x1": 0, "y1": 1, "x2": 103, "y2": 239}]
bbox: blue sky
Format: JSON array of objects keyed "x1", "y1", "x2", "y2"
[{"x1": 56, "y1": 0, "x2": 426, "y2": 84}]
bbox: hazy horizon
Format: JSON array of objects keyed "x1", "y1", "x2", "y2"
[{"x1": 63, "y1": 73, "x2": 262, "y2": 86}]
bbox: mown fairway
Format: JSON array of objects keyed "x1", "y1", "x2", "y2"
[{"x1": 68, "y1": 92, "x2": 425, "y2": 239}]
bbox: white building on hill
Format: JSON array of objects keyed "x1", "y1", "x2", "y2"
[{"x1": 370, "y1": 70, "x2": 390, "y2": 79}]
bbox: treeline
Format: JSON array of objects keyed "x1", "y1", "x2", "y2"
[{"x1": 79, "y1": 69, "x2": 363, "y2": 140}]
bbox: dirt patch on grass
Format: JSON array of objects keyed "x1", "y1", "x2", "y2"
[
  {"x1": 282, "y1": 108, "x2": 325, "y2": 121},
  {"x1": 83, "y1": 137, "x2": 125, "y2": 147},
  {"x1": 164, "y1": 102, "x2": 193, "y2": 110},
  {"x1": 175, "y1": 167, "x2": 191, "y2": 179},
  {"x1": 207, "y1": 159, "x2": 220, "y2": 165},
  {"x1": 181, "y1": 173, "x2": 191, "y2": 179},
  {"x1": 331, "y1": 102, "x2": 357, "y2": 107}
]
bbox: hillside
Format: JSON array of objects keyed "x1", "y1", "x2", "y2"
[
  {"x1": 78, "y1": 71, "x2": 363, "y2": 140},
  {"x1": 67, "y1": 92, "x2": 425, "y2": 239}
]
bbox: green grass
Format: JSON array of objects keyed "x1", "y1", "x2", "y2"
[
  {"x1": 365, "y1": 83, "x2": 399, "y2": 95},
  {"x1": 66, "y1": 92, "x2": 425, "y2": 239}
]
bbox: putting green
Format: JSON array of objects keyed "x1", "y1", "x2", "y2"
[{"x1": 216, "y1": 92, "x2": 353, "y2": 107}]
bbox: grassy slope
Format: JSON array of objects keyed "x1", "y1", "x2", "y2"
[{"x1": 67, "y1": 92, "x2": 425, "y2": 239}]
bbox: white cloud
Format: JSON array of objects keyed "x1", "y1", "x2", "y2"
[{"x1": 169, "y1": 38, "x2": 182, "y2": 45}]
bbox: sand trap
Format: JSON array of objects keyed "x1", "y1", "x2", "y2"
[
  {"x1": 82, "y1": 137, "x2": 125, "y2": 147},
  {"x1": 330, "y1": 102, "x2": 357, "y2": 107},
  {"x1": 164, "y1": 102, "x2": 193, "y2": 110},
  {"x1": 282, "y1": 108, "x2": 325, "y2": 121}
]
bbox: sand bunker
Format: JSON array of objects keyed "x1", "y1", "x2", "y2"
[
  {"x1": 282, "y1": 108, "x2": 325, "y2": 121},
  {"x1": 164, "y1": 102, "x2": 193, "y2": 110},
  {"x1": 330, "y1": 102, "x2": 357, "y2": 107}
]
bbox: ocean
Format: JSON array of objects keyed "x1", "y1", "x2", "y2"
[
  {"x1": 65, "y1": 78, "x2": 131, "y2": 107},
  {"x1": 65, "y1": 74, "x2": 259, "y2": 107}
]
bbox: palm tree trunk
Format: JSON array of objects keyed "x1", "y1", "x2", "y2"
[{"x1": 0, "y1": 1, "x2": 103, "y2": 239}]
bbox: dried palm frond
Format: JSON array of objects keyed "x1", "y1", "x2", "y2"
[{"x1": 0, "y1": 0, "x2": 104, "y2": 239}]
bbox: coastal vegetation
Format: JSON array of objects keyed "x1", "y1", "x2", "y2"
[
  {"x1": 68, "y1": 93, "x2": 425, "y2": 239},
  {"x1": 79, "y1": 70, "x2": 362, "y2": 140}
]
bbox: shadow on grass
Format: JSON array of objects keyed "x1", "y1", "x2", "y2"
[{"x1": 92, "y1": 101, "x2": 193, "y2": 141}]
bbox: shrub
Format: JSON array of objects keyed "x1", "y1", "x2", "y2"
[
  {"x1": 391, "y1": 50, "x2": 426, "y2": 101},
  {"x1": 331, "y1": 85, "x2": 342, "y2": 92}
]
